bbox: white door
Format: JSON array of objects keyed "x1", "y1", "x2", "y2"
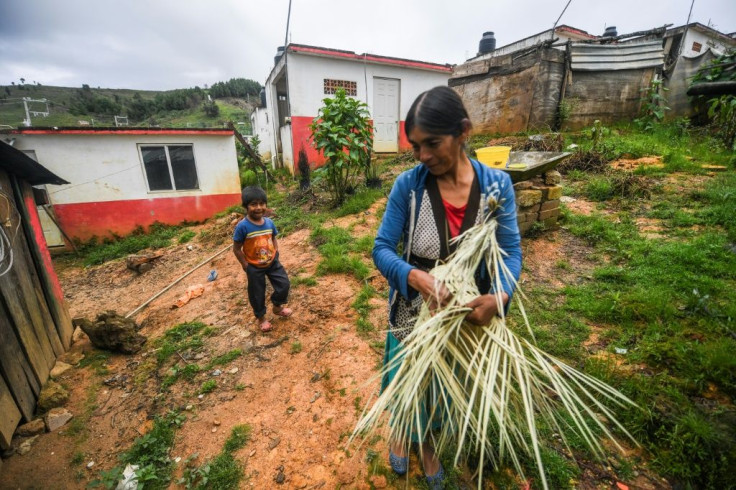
[{"x1": 373, "y1": 78, "x2": 400, "y2": 152}]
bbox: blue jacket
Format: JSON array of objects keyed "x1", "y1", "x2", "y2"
[{"x1": 373, "y1": 159, "x2": 522, "y2": 323}]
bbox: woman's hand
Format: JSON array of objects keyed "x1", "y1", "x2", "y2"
[
  {"x1": 408, "y1": 269, "x2": 452, "y2": 311},
  {"x1": 464, "y1": 292, "x2": 509, "y2": 325}
]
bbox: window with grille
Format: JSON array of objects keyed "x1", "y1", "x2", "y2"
[
  {"x1": 139, "y1": 144, "x2": 199, "y2": 191},
  {"x1": 323, "y1": 79, "x2": 357, "y2": 96}
]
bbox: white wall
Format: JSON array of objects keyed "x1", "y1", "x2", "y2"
[
  {"x1": 286, "y1": 53, "x2": 451, "y2": 119},
  {"x1": 12, "y1": 133, "x2": 240, "y2": 205},
  {"x1": 682, "y1": 28, "x2": 735, "y2": 57},
  {"x1": 250, "y1": 108, "x2": 273, "y2": 159}
]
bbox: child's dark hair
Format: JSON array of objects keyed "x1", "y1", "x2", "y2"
[
  {"x1": 241, "y1": 186, "x2": 267, "y2": 208},
  {"x1": 405, "y1": 86, "x2": 471, "y2": 138}
]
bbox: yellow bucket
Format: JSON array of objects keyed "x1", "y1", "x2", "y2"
[{"x1": 475, "y1": 146, "x2": 511, "y2": 168}]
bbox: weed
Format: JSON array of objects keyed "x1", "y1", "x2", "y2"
[
  {"x1": 90, "y1": 411, "x2": 184, "y2": 490},
  {"x1": 78, "y1": 350, "x2": 110, "y2": 376},
  {"x1": 292, "y1": 275, "x2": 318, "y2": 287},
  {"x1": 206, "y1": 349, "x2": 242, "y2": 369},
  {"x1": 178, "y1": 230, "x2": 196, "y2": 244},
  {"x1": 290, "y1": 341, "x2": 302, "y2": 354},
  {"x1": 200, "y1": 380, "x2": 217, "y2": 394},
  {"x1": 235, "y1": 383, "x2": 246, "y2": 391},
  {"x1": 311, "y1": 225, "x2": 371, "y2": 280},
  {"x1": 70, "y1": 451, "x2": 84, "y2": 467},
  {"x1": 352, "y1": 284, "x2": 376, "y2": 334},
  {"x1": 180, "y1": 425, "x2": 251, "y2": 489},
  {"x1": 79, "y1": 222, "x2": 182, "y2": 266}
]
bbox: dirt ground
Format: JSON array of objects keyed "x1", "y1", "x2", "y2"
[{"x1": 0, "y1": 192, "x2": 670, "y2": 489}]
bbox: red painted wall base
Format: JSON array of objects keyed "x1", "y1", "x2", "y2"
[
  {"x1": 290, "y1": 116, "x2": 413, "y2": 170},
  {"x1": 53, "y1": 193, "x2": 241, "y2": 241}
]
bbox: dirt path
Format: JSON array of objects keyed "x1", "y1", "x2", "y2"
[{"x1": 0, "y1": 207, "x2": 395, "y2": 489}]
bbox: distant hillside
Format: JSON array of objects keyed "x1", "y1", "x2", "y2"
[{"x1": 0, "y1": 82, "x2": 259, "y2": 132}]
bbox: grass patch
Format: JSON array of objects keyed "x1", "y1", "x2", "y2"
[
  {"x1": 179, "y1": 424, "x2": 252, "y2": 489},
  {"x1": 291, "y1": 275, "x2": 318, "y2": 287},
  {"x1": 310, "y1": 225, "x2": 371, "y2": 280},
  {"x1": 290, "y1": 341, "x2": 302, "y2": 354},
  {"x1": 199, "y1": 379, "x2": 217, "y2": 394},
  {"x1": 352, "y1": 284, "x2": 377, "y2": 334},
  {"x1": 178, "y1": 230, "x2": 196, "y2": 244},
  {"x1": 77, "y1": 350, "x2": 110, "y2": 376},
  {"x1": 91, "y1": 411, "x2": 185, "y2": 489},
  {"x1": 78, "y1": 222, "x2": 184, "y2": 266},
  {"x1": 334, "y1": 187, "x2": 385, "y2": 217}
]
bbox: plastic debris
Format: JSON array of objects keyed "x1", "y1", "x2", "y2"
[
  {"x1": 207, "y1": 269, "x2": 218, "y2": 282},
  {"x1": 173, "y1": 284, "x2": 205, "y2": 308},
  {"x1": 115, "y1": 464, "x2": 139, "y2": 490},
  {"x1": 615, "y1": 347, "x2": 628, "y2": 355}
]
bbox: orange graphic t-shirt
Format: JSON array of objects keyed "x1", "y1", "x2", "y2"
[{"x1": 233, "y1": 218, "x2": 277, "y2": 268}]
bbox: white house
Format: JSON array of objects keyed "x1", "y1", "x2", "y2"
[
  {"x1": 3, "y1": 127, "x2": 241, "y2": 244},
  {"x1": 262, "y1": 43, "x2": 453, "y2": 172}
]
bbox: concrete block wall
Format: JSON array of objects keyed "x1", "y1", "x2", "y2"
[{"x1": 514, "y1": 170, "x2": 562, "y2": 235}]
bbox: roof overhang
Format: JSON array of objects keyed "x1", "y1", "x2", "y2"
[
  {"x1": 3, "y1": 127, "x2": 234, "y2": 136},
  {"x1": 0, "y1": 140, "x2": 69, "y2": 185}
]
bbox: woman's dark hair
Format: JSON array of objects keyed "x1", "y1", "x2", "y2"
[
  {"x1": 241, "y1": 185, "x2": 267, "y2": 207},
  {"x1": 405, "y1": 86, "x2": 470, "y2": 138}
]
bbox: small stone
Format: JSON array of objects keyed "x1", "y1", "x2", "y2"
[
  {"x1": 15, "y1": 419, "x2": 45, "y2": 437},
  {"x1": 185, "y1": 405, "x2": 193, "y2": 411},
  {"x1": 544, "y1": 170, "x2": 562, "y2": 185},
  {"x1": 211, "y1": 428, "x2": 217, "y2": 433},
  {"x1": 71, "y1": 327, "x2": 87, "y2": 344},
  {"x1": 187, "y1": 245, "x2": 194, "y2": 251},
  {"x1": 198, "y1": 394, "x2": 204, "y2": 400},
  {"x1": 268, "y1": 437, "x2": 281, "y2": 450},
  {"x1": 45, "y1": 407, "x2": 73, "y2": 432},
  {"x1": 37, "y1": 381, "x2": 70, "y2": 413},
  {"x1": 228, "y1": 367, "x2": 239, "y2": 374},
  {"x1": 16, "y1": 436, "x2": 39, "y2": 456},
  {"x1": 249, "y1": 450, "x2": 256, "y2": 457},
  {"x1": 174, "y1": 456, "x2": 181, "y2": 463},
  {"x1": 50, "y1": 361, "x2": 73, "y2": 379},
  {"x1": 310, "y1": 392, "x2": 321, "y2": 403},
  {"x1": 213, "y1": 419, "x2": 221, "y2": 426},
  {"x1": 212, "y1": 369, "x2": 222, "y2": 377},
  {"x1": 87, "y1": 461, "x2": 95, "y2": 469}
]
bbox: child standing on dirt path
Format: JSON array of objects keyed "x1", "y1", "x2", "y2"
[{"x1": 233, "y1": 186, "x2": 292, "y2": 332}]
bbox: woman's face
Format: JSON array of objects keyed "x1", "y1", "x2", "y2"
[{"x1": 408, "y1": 126, "x2": 467, "y2": 176}]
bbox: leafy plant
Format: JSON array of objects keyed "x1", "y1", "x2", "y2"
[
  {"x1": 635, "y1": 78, "x2": 669, "y2": 132},
  {"x1": 309, "y1": 88, "x2": 373, "y2": 204},
  {"x1": 707, "y1": 95, "x2": 736, "y2": 150}
]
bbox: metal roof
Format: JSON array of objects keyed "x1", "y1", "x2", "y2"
[
  {"x1": 0, "y1": 140, "x2": 69, "y2": 185},
  {"x1": 570, "y1": 40, "x2": 664, "y2": 71}
]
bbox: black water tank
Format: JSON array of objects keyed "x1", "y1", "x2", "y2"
[
  {"x1": 274, "y1": 46, "x2": 285, "y2": 64},
  {"x1": 478, "y1": 32, "x2": 496, "y2": 55},
  {"x1": 603, "y1": 26, "x2": 618, "y2": 37}
]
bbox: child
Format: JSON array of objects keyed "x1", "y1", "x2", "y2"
[{"x1": 233, "y1": 186, "x2": 292, "y2": 332}]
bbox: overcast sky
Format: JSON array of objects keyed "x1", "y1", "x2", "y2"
[{"x1": 1, "y1": 0, "x2": 734, "y2": 91}]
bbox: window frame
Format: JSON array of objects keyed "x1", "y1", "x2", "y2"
[{"x1": 137, "y1": 143, "x2": 201, "y2": 193}]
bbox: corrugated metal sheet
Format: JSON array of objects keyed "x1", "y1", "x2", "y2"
[{"x1": 570, "y1": 40, "x2": 664, "y2": 71}]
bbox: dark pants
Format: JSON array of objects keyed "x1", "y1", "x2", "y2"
[{"x1": 245, "y1": 256, "x2": 290, "y2": 319}]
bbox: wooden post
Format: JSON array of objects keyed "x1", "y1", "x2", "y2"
[{"x1": 228, "y1": 123, "x2": 275, "y2": 181}]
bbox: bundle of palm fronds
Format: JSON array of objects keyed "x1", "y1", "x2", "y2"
[{"x1": 354, "y1": 197, "x2": 637, "y2": 489}]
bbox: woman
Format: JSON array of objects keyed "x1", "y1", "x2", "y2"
[{"x1": 372, "y1": 86, "x2": 522, "y2": 486}]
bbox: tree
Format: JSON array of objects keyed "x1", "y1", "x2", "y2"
[
  {"x1": 309, "y1": 89, "x2": 373, "y2": 204},
  {"x1": 202, "y1": 100, "x2": 219, "y2": 117},
  {"x1": 19, "y1": 78, "x2": 25, "y2": 85}
]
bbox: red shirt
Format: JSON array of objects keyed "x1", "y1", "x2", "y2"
[{"x1": 443, "y1": 200, "x2": 467, "y2": 238}]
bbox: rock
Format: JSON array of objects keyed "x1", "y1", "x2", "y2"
[
  {"x1": 45, "y1": 407, "x2": 73, "y2": 431},
  {"x1": 212, "y1": 369, "x2": 222, "y2": 377},
  {"x1": 16, "y1": 435, "x2": 39, "y2": 456},
  {"x1": 513, "y1": 181, "x2": 534, "y2": 191},
  {"x1": 37, "y1": 381, "x2": 69, "y2": 413},
  {"x1": 516, "y1": 190, "x2": 543, "y2": 208},
  {"x1": 71, "y1": 326, "x2": 87, "y2": 344},
  {"x1": 211, "y1": 428, "x2": 217, "y2": 433},
  {"x1": 87, "y1": 461, "x2": 95, "y2": 469},
  {"x1": 15, "y1": 419, "x2": 45, "y2": 437},
  {"x1": 75, "y1": 311, "x2": 146, "y2": 354},
  {"x1": 228, "y1": 367, "x2": 239, "y2": 374},
  {"x1": 544, "y1": 170, "x2": 562, "y2": 185},
  {"x1": 213, "y1": 419, "x2": 221, "y2": 426},
  {"x1": 62, "y1": 350, "x2": 85, "y2": 365},
  {"x1": 369, "y1": 475, "x2": 388, "y2": 488},
  {"x1": 50, "y1": 361, "x2": 73, "y2": 379},
  {"x1": 268, "y1": 437, "x2": 281, "y2": 450},
  {"x1": 137, "y1": 262, "x2": 153, "y2": 274}
]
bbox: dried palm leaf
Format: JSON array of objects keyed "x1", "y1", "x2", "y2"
[{"x1": 353, "y1": 197, "x2": 637, "y2": 489}]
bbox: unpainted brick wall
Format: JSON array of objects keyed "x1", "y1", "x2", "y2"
[{"x1": 514, "y1": 171, "x2": 561, "y2": 235}]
